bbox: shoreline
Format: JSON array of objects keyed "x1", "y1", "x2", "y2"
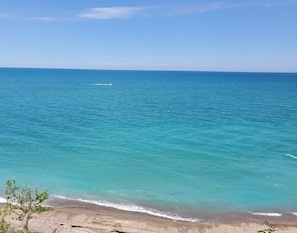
[
  {"x1": 1, "y1": 198, "x2": 297, "y2": 232},
  {"x1": 46, "y1": 197, "x2": 297, "y2": 224}
]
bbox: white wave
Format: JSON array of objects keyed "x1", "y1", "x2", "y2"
[
  {"x1": 53, "y1": 195, "x2": 200, "y2": 223},
  {"x1": 292, "y1": 213, "x2": 297, "y2": 216},
  {"x1": 0, "y1": 197, "x2": 6, "y2": 203},
  {"x1": 251, "y1": 212, "x2": 282, "y2": 217},
  {"x1": 91, "y1": 83, "x2": 112, "y2": 86},
  {"x1": 285, "y1": 154, "x2": 297, "y2": 160}
]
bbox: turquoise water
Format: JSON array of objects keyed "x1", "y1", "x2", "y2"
[{"x1": 0, "y1": 68, "x2": 297, "y2": 220}]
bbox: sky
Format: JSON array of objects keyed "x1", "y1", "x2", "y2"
[{"x1": 0, "y1": 0, "x2": 297, "y2": 72}]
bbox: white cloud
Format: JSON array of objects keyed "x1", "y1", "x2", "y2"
[
  {"x1": 0, "y1": 13, "x2": 60, "y2": 21},
  {"x1": 171, "y1": 1, "x2": 297, "y2": 15},
  {"x1": 78, "y1": 6, "x2": 148, "y2": 19},
  {"x1": 263, "y1": 0, "x2": 297, "y2": 7},
  {"x1": 177, "y1": 3, "x2": 231, "y2": 14},
  {"x1": 28, "y1": 16, "x2": 59, "y2": 21},
  {"x1": 173, "y1": 2, "x2": 254, "y2": 15},
  {"x1": 1, "y1": 1, "x2": 296, "y2": 22},
  {"x1": 0, "y1": 13, "x2": 15, "y2": 19}
]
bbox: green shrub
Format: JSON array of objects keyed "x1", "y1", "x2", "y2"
[
  {"x1": 1, "y1": 180, "x2": 52, "y2": 232},
  {"x1": 258, "y1": 221, "x2": 277, "y2": 233}
]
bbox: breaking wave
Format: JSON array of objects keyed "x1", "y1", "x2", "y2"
[
  {"x1": 285, "y1": 154, "x2": 297, "y2": 160},
  {"x1": 251, "y1": 212, "x2": 282, "y2": 217},
  {"x1": 91, "y1": 83, "x2": 112, "y2": 86},
  {"x1": 53, "y1": 195, "x2": 200, "y2": 223}
]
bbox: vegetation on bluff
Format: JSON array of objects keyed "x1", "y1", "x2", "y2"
[
  {"x1": 0, "y1": 180, "x2": 51, "y2": 233},
  {"x1": 257, "y1": 221, "x2": 277, "y2": 233}
]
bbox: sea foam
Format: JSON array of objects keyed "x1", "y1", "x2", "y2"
[
  {"x1": 53, "y1": 195, "x2": 200, "y2": 223},
  {"x1": 91, "y1": 83, "x2": 112, "y2": 86},
  {"x1": 251, "y1": 212, "x2": 282, "y2": 217},
  {"x1": 285, "y1": 154, "x2": 297, "y2": 160},
  {"x1": 0, "y1": 197, "x2": 6, "y2": 203}
]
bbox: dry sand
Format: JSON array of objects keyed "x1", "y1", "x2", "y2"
[{"x1": 2, "y1": 200, "x2": 297, "y2": 233}]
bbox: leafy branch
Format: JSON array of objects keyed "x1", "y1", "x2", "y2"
[
  {"x1": 1, "y1": 180, "x2": 52, "y2": 232},
  {"x1": 258, "y1": 221, "x2": 277, "y2": 233}
]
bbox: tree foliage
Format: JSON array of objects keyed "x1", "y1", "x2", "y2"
[
  {"x1": 0, "y1": 180, "x2": 52, "y2": 232},
  {"x1": 258, "y1": 221, "x2": 277, "y2": 233}
]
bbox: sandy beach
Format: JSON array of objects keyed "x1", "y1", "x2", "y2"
[{"x1": 2, "y1": 199, "x2": 297, "y2": 233}]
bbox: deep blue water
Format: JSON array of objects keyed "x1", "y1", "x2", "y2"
[{"x1": 0, "y1": 68, "x2": 296, "y2": 221}]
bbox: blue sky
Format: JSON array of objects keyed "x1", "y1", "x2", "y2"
[{"x1": 1, "y1": 0, "x2": 297, "y2": 72}]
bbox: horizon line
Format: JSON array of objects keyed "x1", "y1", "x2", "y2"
[{"x1": 1, "y1": 66, "x2": 296, "y2": 74}]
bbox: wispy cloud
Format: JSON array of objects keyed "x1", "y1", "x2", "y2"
[
  {"x1": 171, "y1": 2, "x2": 255, "y2": 15},
  {"x1": 78, "y1": 6, "x2": 148, "y2": 19},
  {"x1": 263, "y1": 0, "x2": 297, "y2": 7},
  {"x1": 0, "y1": 13, "x2": 16, "y2": 20},
  {"x1": 0, "y1": 12, "x2": 61, "y2": 21},
  {"x1": 1, "y1": 1, "x2": 296, "y2": 22},
  {"x1": 28, "y1": 16, "x2": 60, "y2": 21},
  {"x1": 174, "y1": 3, "x2": 232, "y2": 14},
  {"x1": 170, "y1": 1, "x2": 297, "y2": 15}
]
